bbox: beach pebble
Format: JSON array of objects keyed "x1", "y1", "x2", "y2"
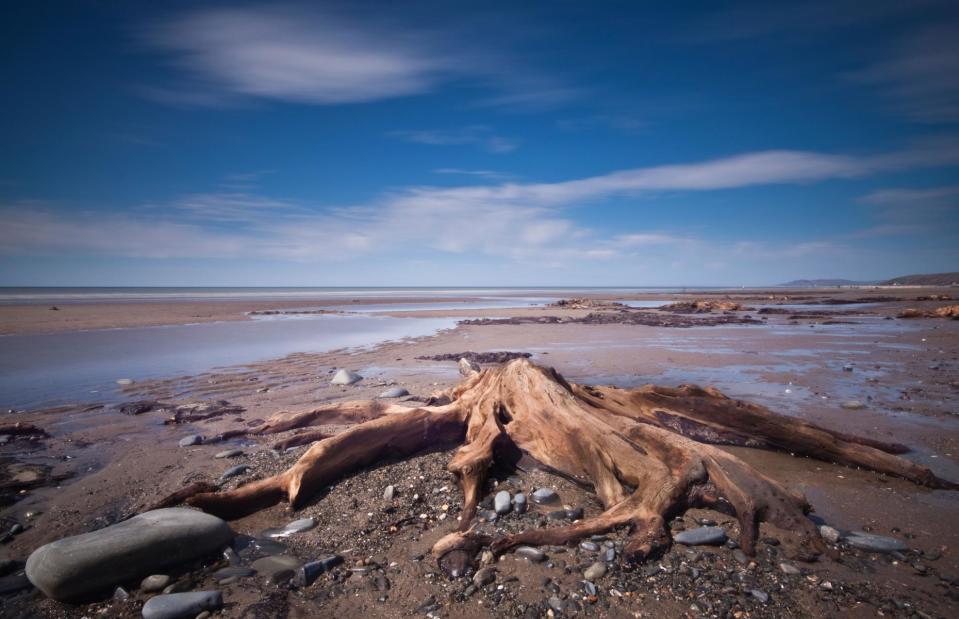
[
  {"x1": 844, "y1": 531, "x2": 908, "y2": 553},
  {"x1": 383, "y1": 485, "x2": 396, "y2": 501},
  {"x1": 212, "y1": 567, "x2": 254, "y2": 579},
  {"x1": 178, "y1": 434, "x2": 203, "y2": 447},
  {"x1": 565, "y1": 506, "x2": 584, "y2": 520},
  {"x1": 25, "y1": 508, "x2": 232, "y2": 601},
  {"x1": 514, "y1": 546, "x2": 546, "y2": 562},
  {"x1": 531, "y1": 488, "x2": 559, "y2": 505},
  {"x1": 378, "y1": 387, "x2": 409, "y2": 398},
  {"x1": 140, "y1": 574, "x2": 171, "y2": 592},
  {"x1": 603, "y1": 547, "x2": 616, "y2": 562},
  {"x1": 494, "y1": 491, "x2": 512, "y2": 515},
  {"x1": 141, "y1": 591, "x2": 222, "y2": 619},
  {"x1": 819, "y1": 525, "x2": 841, "y2": 544},
  {"x1": 260, "y1": 517, "x2": 317, "y2": 539},
  {"x1": 472, "y1": 567, "x2": 496, "y2": 587},
  {"x1": 583, "y1": 562, "x2": 607, "y2": 581},
  {"x1": 331, "y1": 369, "x2": 362, "y2": 385},
  {"x1": 218, "y1": 465, "x2": 250, "y2": 483},
  {"x1": 840, "y1": 400, "x2": 865, "y2": 410},
  {"x1": 116, "y1": 378, "x2": 133, "y2": 386},
  {"x1": 251, "y1": 555, "x2": 302, "y2": 583},
  {"x1": 751, "y1": 589, "x2": 769, "y2": 604},
  {"x1": 214, "y1": 449, "x2": 243, "y2": 459},
  {"x1": 674, "y1": 526, "x2": 727, "y2": 546},
  {"x1": 779, "y1": 562, "x2": 801, "y2": 575},
  {"x1": 513, "y1": 493, "x2": 527, "y2": 513},
  {"x1": 580, "y1": 541, "x2": 599, "y2": 552},
  {"x1": 295, "y1": 555, "x2": 344, "y2": 587}
]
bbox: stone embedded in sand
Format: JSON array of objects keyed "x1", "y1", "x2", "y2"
[
  {"x1": 513, "y1": 493, "x2": 528, "y2": 513},
  {"x1": 494, "y1": 491, "x2": 511, "y2": 515},
  {"x1": 251, "y1": 555, "x2": 301, "y2": 584},
  {"x1": 514, "y1": 546, "x2": 546, "y2": 562},
  {"x1": 178, "y1": 434, "x2": 203, "y2": 447},
  {"x1": 142, "y1": 591, "x2": 222, "y2": 619},
  {"x1": 383, "y1": 485, "x2": 396, "y2": 501},
  {"x1": 531, "y1": 488, "x2": 559, "y2": 505},
  {"x1": 260, "y1": 517, "x2": 317, "y2": 539},
  {"x1": 25, "y1": 508, "x2": 232, "y2": 601},
  {"x1": 583, "y1": 561, "x2": 607, "y2": 581},
  {"x1": 140, "y1": 574, "x2": 171, "y2": 592},
  {"x1": 217, "y1": 465, "x2": 250, "y2": 484},
  {"x1": 330, "y1": 369, "x2": 363, "y2": 385},
  {"x1": 214, "y1": 449, "x2": 243, "y2": 459},
  {"x1": 295, "y1": 555, "x2": 343, "y2": 587},
  {"x1": 674, "y1": 526, "x2": 727, "y2": 546},
  {"x1": 377, "y1": 387, "x2": 410, "y2": 399},
  {"x1": 840, "y1": 400, "x2": 866, "y2": 410},
  {"x1": 844, "y1": 531, "x2": 908, "y2": 553},
  {"x1": 819, "y1": 525, "x2": 841, "y2": 544},
  {"x1": 472, "y1": 567, "x2": 496, "y2": 587}
]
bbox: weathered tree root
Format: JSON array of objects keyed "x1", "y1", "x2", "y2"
[{"x1": 184, "y1": 359, "x2": 957, "y2": 569}]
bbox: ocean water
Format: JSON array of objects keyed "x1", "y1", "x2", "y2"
[{"x1": 0, "y1": 286, "x2": 714, "y2": 304}]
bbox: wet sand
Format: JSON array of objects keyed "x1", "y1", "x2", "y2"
[{"x1": 1, "y1": 288, "x2": 958, "y2": 617}]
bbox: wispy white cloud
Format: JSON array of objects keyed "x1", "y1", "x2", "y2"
[
  {"x1": 141, "y1": 5, "x2": 576, "y2": 109},
  {"x1": 848, "y1": 25, "x2": 959, "y2": 123},
  {"x1": 859, "y1": 184, "x2": 959, "y2": 205},
  {"x1": 390, "y1": 126, "x2": 519, "y2": 153},
  {"x1": 432, "y1": 168, "x2": 517, "y2": 182}
]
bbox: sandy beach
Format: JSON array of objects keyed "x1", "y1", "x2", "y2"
[{"x1": 1, "y1": 288, "x2": 957, "y2": 617}]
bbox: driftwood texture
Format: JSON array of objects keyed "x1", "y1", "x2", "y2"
[{"x1": 186, "y1": 359, "x2": 956, "y2": 566}]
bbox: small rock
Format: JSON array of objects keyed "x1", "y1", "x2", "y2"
[
  {"x1": 515, "y1": 546, "x2": 546, "y2": 562},
  {"x1": 751, "y1": 589, "x2": 769, "y2": 604},
  {"x1": 178, "y1": 434, "x2": 203, "y2": 447},
  {"x1": 218, "y1": 464, "x2": 250, "y2": 483},
  {"x1": 548, "y1": 596, "x2": 564, "y2": 613},
  {"x1": 113, "y1": 585, "x2": 130, "y2": 601},
  {"x1": 116, "y1": 378, "x2": 133, "y2": 386},
  {"x1": 383, "y1": 485, "x2": 396, "y2": 501},
  {"x1": 581, "y1": 580, "x2": 597, "y2": 596},
  {"x1": 531, "y1": 488, "x2": 559, "y2": 505},
  {"x1": 733, "y1": 549, "x2": 748, "y2": 565},
  {"x1": 212, "y1": 567, "x2": 254, "y2": 579},
  {"x1": 779, "y1": 562, "x2": 801, "y2": 575},
  {"x1": 142, "y1": 591, "x2": 223, "y2": 619},
  {"x1": 583, "y1": 562, "x2": 607, "y2": 581},
  {"x1": 330, "y1": 369, "x2": 363, "y2": 385},
  {"x1": 579, "y1": 541, "x2": 599, "y2": 552},
  {"x1": 844, "y1": 531, "x2": 908, "y2": 553},
  {"x1": 513, "y1": 493, "x2": 527, "y2": 514},
  {"x1": 295, "y1": 555, "x2": 344, "y2": 587},
  {"x1": 378, "y1": 387, "x2": 409, "y2": 398},
  {"x1": 214, "y1": 449, "x2": 243, "y2": 459},
  {"x1": 473, "y1": 567, "x2": 496, "y2": 587},
  {"x1": 494, "y1": 491, "x2": 512, "y2": 515},
  {"x1": 819, "y1": 525, "x2": 841, "y2": 544},
  {"x1": 842, "y1": 364, "x2": 854, "y2": 372},
  {"x1": 840, "y1": 400, "x2": 865, "y2": 410},
  {"x1": 261, "y1": 517, "x2": 317, "y2": 538},
  {"x1": 602, "y1": 548, "x2": 616, "y2": 562},
  {"x1": 565, "y1": 507, "x2": 584, "y2": 520},
  {"x1": 251, "y1": 555, "x2": 302, "y2": 583},
  {"x1": 674, "y1": 526, "x2": 727, "y2": 546},
  {"x1": 458, "y1": 358, "x2": 481, "y2": 376},
  {"x1": 141, "y1": 574, "x2": 171, "y2": 592}
]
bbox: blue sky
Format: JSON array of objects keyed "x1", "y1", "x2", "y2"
[{"x1": 1, "y1": 1, "x2": 957, "y2": 286}]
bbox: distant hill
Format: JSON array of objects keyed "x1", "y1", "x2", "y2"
[
  {"x1": 778, "y1": 278, "x2": 874, "y2": 287},
  {"x1": 881, "y1": 272, "x2": 959, "y2": 286}
]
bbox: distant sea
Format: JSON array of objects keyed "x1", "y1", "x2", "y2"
[{"x1": 0, "y1": 286, "x2": 725, "y2": 304}]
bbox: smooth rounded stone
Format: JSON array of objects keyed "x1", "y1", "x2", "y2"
[
  {"x1": 330, "y1": 369, "x2": 362, "y2": 385},
  {"x1": 673, "y1": 526, "x2": 727, "y2": 546},
  {"x1": 581, "y1": 580, "x2": 597, "y2": 596},
  {"x1": 579, "y1": 541, "x2": 599, "y2": 552},
  {"x1": 494, "y1": 491, "x2": 512, "y2": 515},
  {"x1": 212, "y1": 567, "x2": 254, "y2": 579},
  {"x1": 260, "y1": 517, "x2": 317, "y2": 539},
  {"x1": 732, "y1": 549, "x2": 748, "y2": 565},
  {"x1": 295, "y1": 555, "x2": 344, "y2": 587},
  {"x1": 531, "y1": 488, "x2": 559, "y2": 505},
  {"x1": 218, "y1": 465, "x2": 250, "y2": 482},
  {"x1": 214, "y1": 449, "x2": 243, "y2": 459},
  {"x1": 779, "y1": 562, "x2": 801, "y2": 575},
  {"x1": 383, "y1": 485, "x2": 396, "y2": 501},
  {"x1": 583, "y1": 562, "x2": 607, "y2": 581},
  {"x1": 142, "y1": 591, "x2": 223, "y2": 619},
  {"x1": 751, "y1": 589, "x2": 769, "y2": 604},
  {"x1": 25, "y1": 508, "x2": 233, "y2": 601},
  {"x1": 844, "y1": 531, "x2": 908, "y2": 553},
  {"x1": 251, "y1": 555, "x2": 302, "y2": 581},
  {"x1": 472, "y1": 567, "x2": 496, "y2": 587},
  {"x1": 602, "y1": 547, "x2": 616, "y2": 562},
  {"x1": 514, "y1": 546, "x2": 546, "y2": 562},
  {"x1": 819, "y1": 525, "x2": 841, "y2": 544},
  {"x1": 178, "y1": 434, "x2": 203, "y2": 447},
  {"x1": 547, "y1": 596, "x2": 564, "y2": 613},
  {"x1": 140, "y1": 574, "x2": 171, "y2": 593},
  {"x1": 113, "y1": 585, "x2": 130, "y2": 601},
  {"x1": 840, "y1": 400, "x2": 866, "y2": 410},
  {"x1": 565, "y1": 507, "x2": 584, "y2": 520},
  {"x1": 377, "y1": 387, "x2": 409, "y2": 399},
  {"x1": 513, "y1": 493, "x2": 527, "y2": 514}
]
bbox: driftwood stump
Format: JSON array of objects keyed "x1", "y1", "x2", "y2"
[{"x1": 183, "y1": 359, "x2": 956, "y2": 569}]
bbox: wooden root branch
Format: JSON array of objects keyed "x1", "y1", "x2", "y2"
[{"x1": 182, "y1": 359, "x2": 956, "y2": 569}]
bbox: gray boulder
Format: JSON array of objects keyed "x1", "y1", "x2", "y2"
[
  {"x1": 142, "y1": 591, "x2": 222, "y2": 619},
  {"x1": 25, "y1": 508, "x2": 232, "y2": 600},
  {"x1": 674, "y1": 526, "x2": 727, "y2": 546},
  {"x1": 331, "y1": 369, "x2": 362, "y2": 385}
]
